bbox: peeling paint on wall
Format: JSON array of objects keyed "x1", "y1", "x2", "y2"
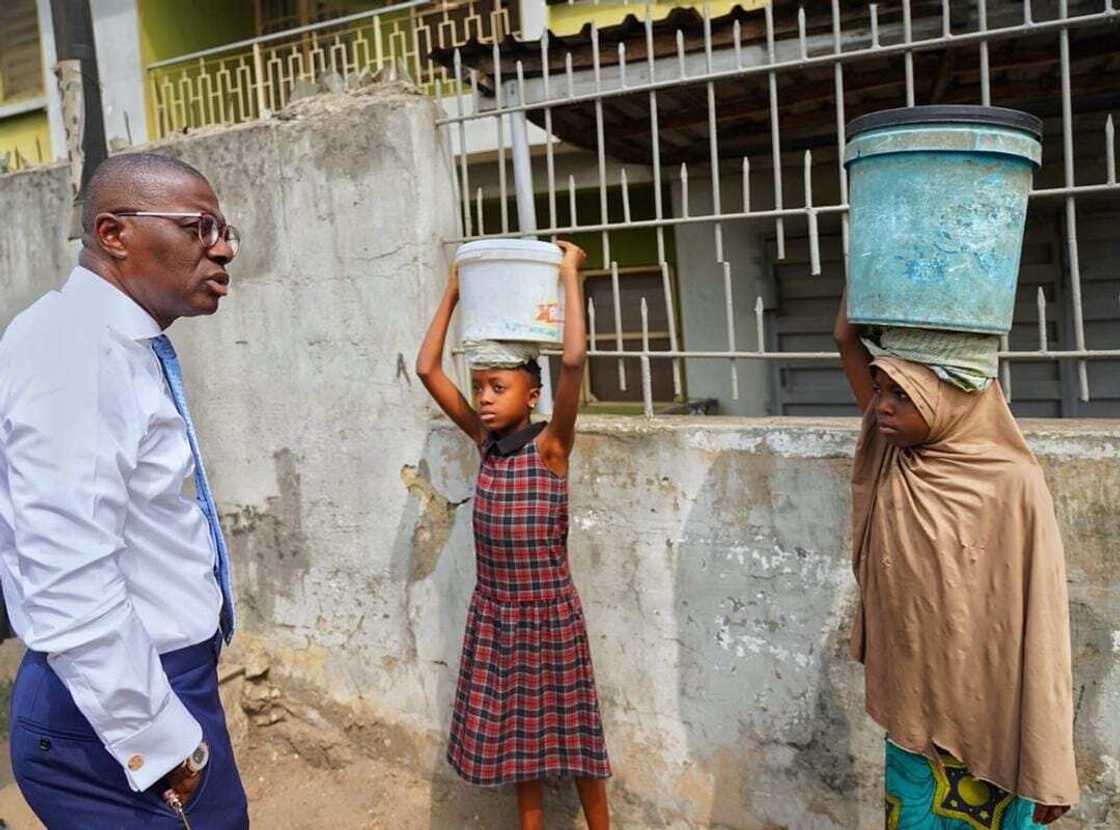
[{"x1": 401, "y1": 460, "x2": 468, "y2": 583}]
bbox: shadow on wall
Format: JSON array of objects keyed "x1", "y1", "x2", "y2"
[
  {"x1": 222, "y1": 448, "x2": 311, "y2": 628},
  {"x1": 672, "y1": 449, "x2": 868, "y2": 830}
]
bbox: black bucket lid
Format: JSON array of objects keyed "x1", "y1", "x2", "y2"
[{"x1": 846, "y1": 105, "x2": 1043, "y2": 140}]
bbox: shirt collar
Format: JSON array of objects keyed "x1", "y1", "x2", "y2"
[
  {"x1": 63, "y1": 266, "x2": 163, "y2": 341},
  {"x1": 482, "y1": 420, "x2": 547, "y2": 457}
]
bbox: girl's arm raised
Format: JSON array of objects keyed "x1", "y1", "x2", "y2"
[
  {"x1": 539, "y1": 241, "x2": 588, "y2": 476},
  {"x1": 416, "y1": 265, "x2": 484, "y2": 445},
  {"x1": 833, "y1": 288, "x2": 875, "y2": 413}
]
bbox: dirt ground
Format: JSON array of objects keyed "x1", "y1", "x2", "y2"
[
  {"x1": 0, "y1": 730, "x2": 593, "y2": 829},
  {"x1": 242, "y1": 731, "x2": 598, "y2": 829},
  {"x1": 0, "y1": 638, "x2": 599, "y2": 830}
]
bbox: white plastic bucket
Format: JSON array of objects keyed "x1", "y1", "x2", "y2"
[{"x1": 455, "y1": 239, "x2": 565, "y2": 345}]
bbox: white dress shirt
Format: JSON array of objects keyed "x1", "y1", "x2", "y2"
[{"x1": 0, "y1": 267, "x2": 223, "y2": 791}]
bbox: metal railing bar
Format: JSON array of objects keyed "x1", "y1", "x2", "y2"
[
  {"x1": 538, "y1": 348, "x2": 1120, "y2": 361},
  {"x1": 766, "y1": 2, "x2": 786, "y2": 259},
  {"x1": 1058, "y1": 0, "x2": 1090, "y2": 402},
  {"x1": 441, "y1": 178, "x2": 1120, "y2": 243}
]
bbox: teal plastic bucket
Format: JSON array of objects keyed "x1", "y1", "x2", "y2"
[{"x1": 843, "y1": 106, "x2": 1042, "y2": 334}]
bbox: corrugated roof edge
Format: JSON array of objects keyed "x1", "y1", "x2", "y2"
[{"x1": 431, "y1": 3, "x2": 775, "y2": 80}]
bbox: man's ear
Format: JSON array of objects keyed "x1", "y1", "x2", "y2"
[
  {"x1": 528, "y1": 384, "x2": 541, "y2": 409},
  {"x1": 94, "y1": 213, "x2": 129, "y2": 260}
]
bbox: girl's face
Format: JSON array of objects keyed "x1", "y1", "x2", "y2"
[
  {"x1": 471, "y1": 368, "x2": 540, "y2": 434},
  {"x1": 871, "y1": 367, "x2": 931, "y2": 448}
]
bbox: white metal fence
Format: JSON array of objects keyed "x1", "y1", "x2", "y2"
[{"x1": 434, "y1": 0, "x2": 1120, "y2": 416}]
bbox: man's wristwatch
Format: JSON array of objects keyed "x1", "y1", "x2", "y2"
[{"x1": 182, "y1": 740, "x2": 210, "y2": 776}]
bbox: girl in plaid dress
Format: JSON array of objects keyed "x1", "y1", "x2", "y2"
[{"x1": 417, "y1": 241, "x2": 611, "y2": 829}]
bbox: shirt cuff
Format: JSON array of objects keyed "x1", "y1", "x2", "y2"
[{"x1": 105, "y1": 692, "x2": 202, "y2": 792}]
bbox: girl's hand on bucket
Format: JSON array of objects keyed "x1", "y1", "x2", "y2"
[{"x1": 556, "y1": 240, "x2": 587, "y2": 278}]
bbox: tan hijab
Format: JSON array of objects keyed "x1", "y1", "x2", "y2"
[{"x1": 851, "y1": 356, "x2": 1078, "y2": 805}]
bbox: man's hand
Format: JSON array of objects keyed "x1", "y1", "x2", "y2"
[
  {"x1": 162, "y1": 758, "x2": 203, "y2": 811},
  {"x1": 556, "y1": 240, "x2": 587, "y2": 279},
  {"x1": 1033, "y1": 804, "x2": 1070, "y2": 825}
]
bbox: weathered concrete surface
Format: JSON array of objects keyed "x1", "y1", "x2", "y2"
[
  {"x1": 0, "y1": 161, "x2": 74, "y2": 323},
  {"x1": 151, "y1": 412, "x2": 1116, "y2": 830},
  {"x1": 1, "y1": 91, "x2": 1118, "y2": 828},
  {"x1": 398, "y1": 417, "x2": 1116, "y2": 829},
  {"x1": 216, "y1": 411, "x2": 1120, "y2": 829}
]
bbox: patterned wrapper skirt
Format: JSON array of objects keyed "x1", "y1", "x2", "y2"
[{"x1": 885, "y1": 740, "x2": 1043, "y2": 830}]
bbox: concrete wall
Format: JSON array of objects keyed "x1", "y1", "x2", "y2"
[
  {"x1": 1, "y1": 92, "x2": 1118, "y2": 829},
  {"x1": 553, "y1": 418, "x2": 1119, "y2": 829},
  {"x1": 0, "y1": 160, "x2": 73, "y2": 310}
]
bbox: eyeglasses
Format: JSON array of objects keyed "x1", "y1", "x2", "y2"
[{"x1": 114, "y1": 212, "x2": 241, "y2": 257}]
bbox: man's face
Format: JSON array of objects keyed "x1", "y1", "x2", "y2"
[{"x1": 112, "y1": 174, "x2": 235, "y2": 327}]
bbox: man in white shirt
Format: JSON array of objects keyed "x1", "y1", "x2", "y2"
[{"x1": 0, "y1": 153, "x2": 248, "y2": 828}]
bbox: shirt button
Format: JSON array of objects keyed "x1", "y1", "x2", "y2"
[{"x1": 128, "y1": 754, "x2": 145, "y2": 771}]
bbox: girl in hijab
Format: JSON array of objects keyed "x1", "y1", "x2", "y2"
[{"x1": 834, "y1": 296, "x2": 1078, "y2": 828}]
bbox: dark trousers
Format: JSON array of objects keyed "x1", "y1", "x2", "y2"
[{"x1": 10, "y1": 632, "x2": 249, "y2": 829}]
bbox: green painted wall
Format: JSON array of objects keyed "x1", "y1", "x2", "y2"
[
  {"x1": 138, "y1": 0, "x2": 256, "y2": 131},
  {"x1": 0, "y1": 108, "x2": 50, "y2": 168},
  {"x1": 477, "y1": 183, "x2": 676, "y2": 269},
  {"x1": 139, "y1": 1, "x2": 407, "y2": 135},
  {"x1": 138, "y1": 1, "x2": 256, "y2": 67},
  {"x1": 548, "y1": 0, "x2": 768, "y2": 37},
  {"x1": 474, "y1": 182, "x2": 684, "y2": 409}
]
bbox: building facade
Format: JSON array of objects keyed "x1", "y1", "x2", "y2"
[{"x1": 2, "y1": 0, "x2": 1117, "y2": 416}]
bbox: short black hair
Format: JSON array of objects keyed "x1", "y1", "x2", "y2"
[
  {"x1": 471, "y1": 361, "x2": 543, "y2": 388},
  {"x1": 80, "y1": 152, "x2": 210, "y2": 235},
  {"x1": 520, "y1": 359, "x2": 542, "y2": 389}
]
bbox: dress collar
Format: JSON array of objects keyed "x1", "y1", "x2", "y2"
[
  {"x1": 483, "y1": 421, "x2": 547, "y2": 457},
  {"x1": 62, "y1": 266, "x2": 163, "y2": 341}
]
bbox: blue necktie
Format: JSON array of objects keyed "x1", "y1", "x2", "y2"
[{"x1": 152, "y1": 335, "x2": 236, "y2": 643}]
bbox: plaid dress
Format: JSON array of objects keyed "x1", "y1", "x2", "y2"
[{"x1": 447, "y1": 421, "x2": 611, "y2": 786}]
